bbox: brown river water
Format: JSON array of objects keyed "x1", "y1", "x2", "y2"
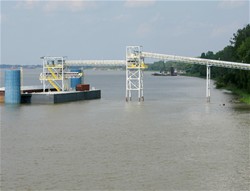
[{"x1": 1, "y1": 69, "x2": 249, "y2": 190}]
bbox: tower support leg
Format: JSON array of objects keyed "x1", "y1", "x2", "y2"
[
  {"x1": 126, "y1": 69, "x2": 129, "y2": 101},
  {"x1": 206, "y1": 65, "x2": 211, "y2": 103},
  {"x1": 139, "y1": 70, "x2": 144, "y2": 102}
]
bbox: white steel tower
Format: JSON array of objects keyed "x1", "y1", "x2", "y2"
[
  {"x1": 126, "y1": 46, "x2": 147, "y2": 101},
  {"x1": 40, "y1": 56, "x2": 82, "y2": 92},
  {"x1": 40, "y1": 56, "x2": 67, "y2": 92}
]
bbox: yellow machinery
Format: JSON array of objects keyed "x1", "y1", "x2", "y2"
[
  {"x1": 127, "y1": 62, "x2": 148, "y2": 69},
  {"x1": 40, "y1": 57, "x2": 82, "y2": 92}
]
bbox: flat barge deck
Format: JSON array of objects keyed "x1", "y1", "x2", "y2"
[
  {"x1": 0, "y1": 86, "x2": 101, "y2": 104},
  {"x1": 22, "y1": 90, "x2": 101, "y2": 104}
]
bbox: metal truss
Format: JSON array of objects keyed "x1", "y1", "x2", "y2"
[
  {"x1": 142, "y1": 52, "x2": 250, "y2": 70},
  {"x1": 40, "y1": 56, "x2": 66, "y2": 92},
  {"x1": 142, "y1": 51, "x2": 250, "y2": 102},
  {"x1": 40, "y1": 46, "x2": 250, "y2": 101},
  {"x1": 66, "y1": 60, "x2": 126, "y2": 66},
  {"x1": 125, "y1": 46, "x2": 146, "y2": 102},
  {"x1": 40, "y1": 56, "x2": 82, "y2": 92}
]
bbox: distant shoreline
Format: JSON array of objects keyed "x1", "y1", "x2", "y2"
[{"x1": 0, "y1": 64, "x2": 42, "y2": 69}]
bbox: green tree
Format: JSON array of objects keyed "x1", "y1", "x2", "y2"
[
  {"x1": 237, "y1": 37, "x2": 250, "y2": 63},
  {"x1": 188, "y1": 24, "x2": 250, "y2": 93}
]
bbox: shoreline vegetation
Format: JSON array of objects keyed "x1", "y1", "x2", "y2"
[
  {"x1": 146, "y1": 68, "x2": 250, "y2": 104},
  {"x1": 185, "y1": 72, "x2": 250, "y2": 104},
  {"x1": 181, "y1": 72, "x2": 250, "y2": 104},
  {"x1": 148, "y1": 24, "x2": 250, "y2": 104},
  {"x1": 220, "y1": 84, "x2": 250, "y2": 104},
  {"x1": 189, "y1": 24, "x2": 250, "y2": 104}
]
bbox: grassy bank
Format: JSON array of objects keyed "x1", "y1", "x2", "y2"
[
  {"x1": 229, "y1": 88, "x2": 250, "y2": 104},
  {"x1": 183, "y1": 73, "x2": 250, "y2": 104},
  {"x1": 218, "y1": 84, "x2": 250, "y2": 104}
]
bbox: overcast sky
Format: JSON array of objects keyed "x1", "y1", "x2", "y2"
[{"x1": 1, "y1": 0, "x2": 249, "y2": 65}]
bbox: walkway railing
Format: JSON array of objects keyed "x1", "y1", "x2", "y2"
[
  {"x1": 65, "y1": 60, "x2": 126, "y2": 66},
  {"x1": 142, "y1": 52, "x2": 250, "y2": 70}
]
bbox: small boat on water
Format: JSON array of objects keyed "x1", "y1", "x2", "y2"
[
  {"x1": 152, "y1": 67, "x2": 177, "y2": 76},
  {"x1": 152, "y1": 72, "x2": 170, "y2": 76},
  {"x1": 152, "y1": 66, "x2": 177, "y2": 76}
]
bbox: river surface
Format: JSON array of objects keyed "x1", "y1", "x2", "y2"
[{"x1": 1, "y1": 69, "x2": 250, "y2": 190}]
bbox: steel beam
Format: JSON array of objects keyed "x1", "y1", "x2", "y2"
[
  {"x1": 65, "y1": 60, "x2": 126, "y2": 66},
  {"x1": 206, "y1": 65, "x2": 211, "y2": 103},
  {"x1": 142, "y1": 52, "x2": 250, "y2": 70}
]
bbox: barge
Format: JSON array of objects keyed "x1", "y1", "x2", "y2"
[
  {"x1": 0, "y1": 85, "x2": 101, "y2": 104},
  {"x1": 2, "y1": 57, "x2": 102, "y2": 104}
]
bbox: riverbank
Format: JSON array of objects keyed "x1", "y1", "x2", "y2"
[
  {"x1": 221, "y1": 85, "x2": 250, "y2": 104},
  {"x1": 214, "y1": 80, "x2": 250, "y2": 104},
  {"x1": 181, "y1": 73, "x2": 250, "y2": 104}
]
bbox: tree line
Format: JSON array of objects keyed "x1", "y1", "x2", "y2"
[
  {"x1": 148, "y1": 24, "x2": 250, "y2": 93},
  {"x1": 187, "y1": 24, "x2": 250, "y2": 93}
]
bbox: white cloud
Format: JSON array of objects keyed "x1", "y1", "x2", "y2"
[
  {"x1": 44, "y1": 0, "x2": 95, "y2": 12},
  {"x1": 43, "y1": 1, "x2": 58, "y2": 12},
  {"x1": 14, "y1": 0, "x2": 96, "y2": 12},
  {"x1": 135, "y1": 14, "x2": 162, "y2": 37},
  {"x1": 218, "y1": 0, "x2": 247, "y2": 9},
  {"x1": 15, "y1": 0, "x2": 40, "y2": 9},
  {"x1": 211, "y1": 22, "x2": 242, "y2": 38},
  {"x1": 44, "y1": 0, "x2": 96, "y2": 13},
  {"x1": 124, "y1": 0, "x2": 156, "y2": 8},
  {"x1": 114, "y1": 14, "x2": 130, "y2": 22},
  {"x1": 136, "y1": 23, "x2": 152, "y2": 37},
  {"x1": 0, "y1": 14, "x2": 7, "y2": 24},
  {"x1": 68, "y1": 1, "x2": 92, "y2": 12}
]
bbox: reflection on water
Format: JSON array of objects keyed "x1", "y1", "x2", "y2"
[
  {"x1": 1, "y1": 70, "x2": 250, "y2": 190},
  {"x1": 232, "y1": 103, "x2": 250, "y2": 112}
]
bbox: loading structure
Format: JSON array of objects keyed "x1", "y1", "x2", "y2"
[
  {"x1": 126, "y1": 46, "x2": 147, "y2": 102},
  {"x1": 39, "y1": 46, "x2": 250, "y2": 102},
  {"x1": 141, "y1": 51, "x2": 250, "y2": 102},
  {"x1": 40, "y1": 56, "x2": 83, "y2": 92}
]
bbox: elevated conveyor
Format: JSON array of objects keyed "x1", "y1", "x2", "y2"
[
  {"x1": 142, "y1": 52, "x2": 250, "y2": 70},
  {"x1": 41, "y1": 46, "x2": 250, "y2": 101},
  {"x1": 141, "y1": 51, "x2": 250, "y2": 102},
  {"x1": 65, "y1": 60, "x2": 126, "y2": 66}
]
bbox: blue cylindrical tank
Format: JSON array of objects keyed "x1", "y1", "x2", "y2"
[
  {"x1": 70, "y1": 69, "x2": 82, "y2": 89},
  {"x1": 5, "y1": 70, "x2": 21, "y2": 104}
]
